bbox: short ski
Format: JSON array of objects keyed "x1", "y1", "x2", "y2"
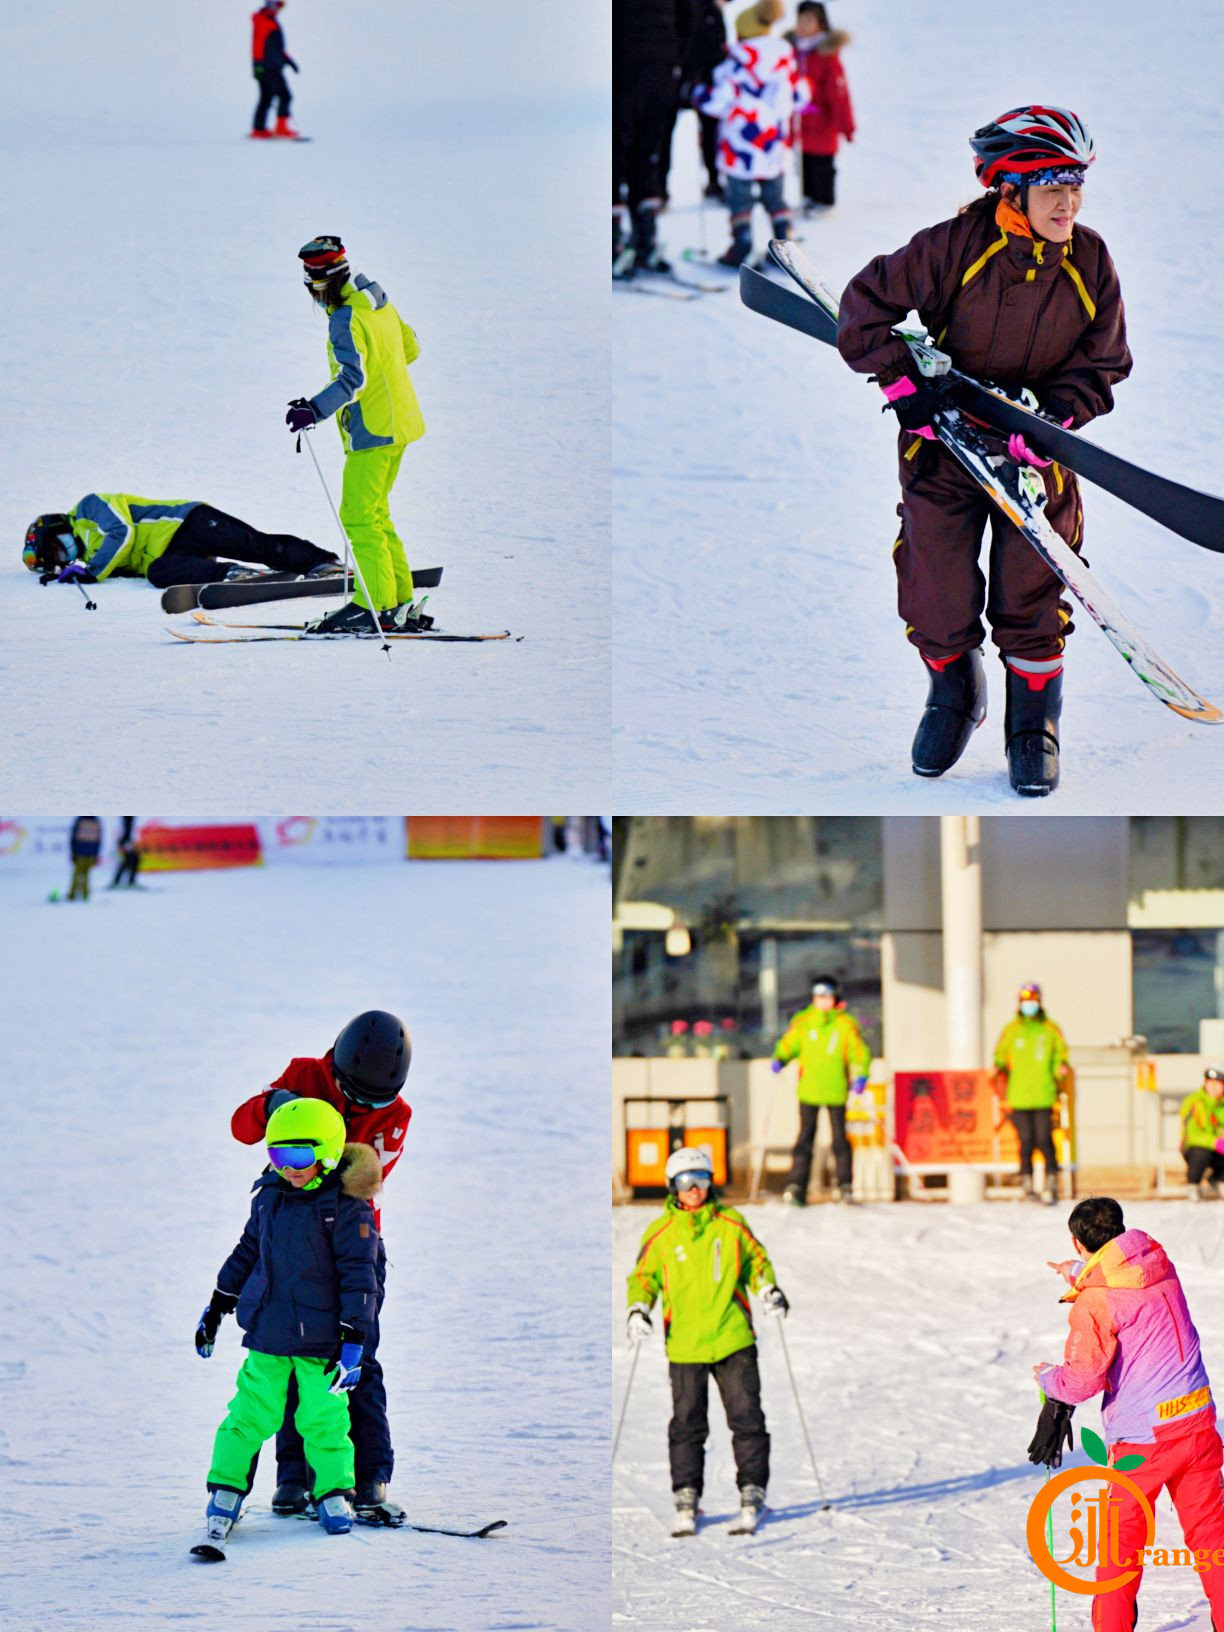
[
  {"x1": 161, "y1": 566, "x2": 444, "y2": 616},
  {"x1": 189, "y1": 1540, "x2": 227, "y2": 1562},
  {"x1": 752, "y1": 239, "x2": 1224, "y2": 555},
  {"x1": 741, "y1": 249, "x2": 1221, "y2": 723},
  {"x1": 402, "y1": 1519, "x2": 507, "y2": 1539},
  {"x1": 615, "y1": 276, "x2": 700, "y2": 303}
]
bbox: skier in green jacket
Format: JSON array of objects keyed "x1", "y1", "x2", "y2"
[
  {"x1": 1180, "y1": 1064, "x2": 1224, "y2": 1201},
  {"x1": 772, "y1": 974, "x2": 872, "y2": 1206},
  {"x1": 626, "y1": 1147, "x2": 789, "y2": 1536},
  {"x1": 23, "y1": 497, "x2": 338, "y2": 589},
  {"x1": 288, "y1": 236, "x2": 430, "y2": 636},
  {"x1": 992, "y1": 979, "x2": 1069, "y2": 1203}
]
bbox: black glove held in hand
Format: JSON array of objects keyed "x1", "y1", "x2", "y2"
[
  {"x1": 195, "y1": 1289, "x2": 239, "y2": 1356},
  {"x1": 1027, "y1": 1398, "x2": 1075, "y2": 1467}
]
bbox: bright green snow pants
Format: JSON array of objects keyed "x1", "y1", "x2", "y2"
[
  {"x1": 208, "y1": 1352, "x2": 353, "y2": 1496},
  {"x1": 340, "y1": 444, "x2": 414, "y2": 611}
]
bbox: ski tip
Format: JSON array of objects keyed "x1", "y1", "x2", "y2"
[
  {"x1": 189, "y1": 1544, "x2": 227, "y2": 1562},
  {"x1": 478, "y1": 1520, "x2": 508, "y2": 1536},
  {"x1": 1167, "y1": 698, "x2": 1223, "y2": 724}
]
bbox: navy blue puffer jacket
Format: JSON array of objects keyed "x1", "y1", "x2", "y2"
[{"x1": 215, "y1": 1143, "x2": 381, "y2": 1357}]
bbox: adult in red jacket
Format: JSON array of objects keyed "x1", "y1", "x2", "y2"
[
  {"x1": 250, "y1": 1, "x2": 300, "y2": 140},
  {"x1": 231, "y1": 1010, "x2": 411, "y2": 1522}
]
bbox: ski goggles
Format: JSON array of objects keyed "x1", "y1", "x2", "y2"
[
  {"x1": 23, "y1": 524, "x2": 79, "y2": 572},
  {"x1": 333, "y1": 1068, "x2": 397, "y2": 1109},
  {"x1": 671, "y1": 1171, "x2": 712, "y2": 1191},
  {"x1": 1205, "y1": 1066, "x2": 1224, "y2": 1083},
  {"x1": 812, "y1": 983, "x2": 838, "y2": 999},
  {"x1": 267, "y1": 1143, "x2": 320, "y2": 1171}
]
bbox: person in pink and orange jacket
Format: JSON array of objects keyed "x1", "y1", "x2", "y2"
[{"x1": 1029, "y1": 1197, "x2": 1224, "y2": 1631}]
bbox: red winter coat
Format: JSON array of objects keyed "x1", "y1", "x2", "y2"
[
  {"x1": 231, "y1": 1049, "x2": 412, "y2": 1230},
  {"x1": 793, "y1": 31, "x2": 854, "y2": 156}
]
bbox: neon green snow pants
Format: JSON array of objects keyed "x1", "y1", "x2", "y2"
[
  {"x1": 339, "y1": 444, "x2": 414, "y2": 611},
  {"x1": 208, "y1": 1351, "x2": 353, "y2": 1497}
]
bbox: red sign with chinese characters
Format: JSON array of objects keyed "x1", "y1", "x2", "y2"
[{"x1": 894, "y1": 1071, "x2": 1020, "y2": 1165}]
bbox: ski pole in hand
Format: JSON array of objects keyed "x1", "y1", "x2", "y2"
[
  {"x1": 296, "y1": 427, "x2": 390, "y2": 654},
  {"x1": 776, "y1": 1320, "x2": 830, "y2": 1509},
  {"x1": 612, "y1": 1342, "x2": 641, "y2": 1464}
]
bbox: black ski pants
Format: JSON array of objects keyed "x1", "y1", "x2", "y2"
[
  {"x1": 1186, "y1": 1147, "x2": 1224, "y2": 1187},
  {"x1": 277, "y1": 1238, "x2": 391, "y2": 1489},
  {"x1": 111, "y1": 848, "x2": 140, "y2": 887},
  {"x1": 1011, "y1": 1107, "x2": 1059, "y2": 1180},
  {"x1": 669, "y1": 1345, "x2": 769, "y2": 1496},
  {"x1": 145, "y1": 504, "x2": 332, "y2": 589},
  {"x1": 614, "y1": 62, "x2": 677, "y2": 211},
  {"x1": 802, "y1": 153, "x2": 836, "y2": 205},
  {"x1": 787, "y1": 1101, "x2": 852, "y2": 1195},
  {"x1": 253, "y1": 68, "x2": 291, "y2": 130}
]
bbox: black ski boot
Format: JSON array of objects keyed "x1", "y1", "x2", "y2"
[
  {"x1": 632, "y1": 203, "x2": 671, "y2": 274},
  {"x1": 911, "y1": 650, "x2": 987, "y2": 777},
  {"x1": 304, "y1": 601, "x2": 381, "y2": 635},
  {"x1": 380, "y1": 598, "x2": 434, "y2": 633},
  {"x1": 272, "y1": 1480, "x2": 311, "y2": 1515},
  {"x1": 354, "y1": 1479, "x2": 407, "y2": 1527},
  {"x1": 1004, "y1": 663, "x2": 1062, "y2": 797}
]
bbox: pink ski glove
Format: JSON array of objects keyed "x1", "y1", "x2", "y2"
[
  {"x1": 881, "y1": 375, "x2": 937, "y2": 439},
  {"x1": 1215, "y1": 1137, "x2": 1224, "y2": 1155}
]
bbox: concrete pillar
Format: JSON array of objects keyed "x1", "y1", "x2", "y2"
[
  {"x1": 941, "y1": 816, "x2": 983, "y2": 1068},
  {"x1": 759, "y1": 936, "x2": 779, "y2": 1040}
]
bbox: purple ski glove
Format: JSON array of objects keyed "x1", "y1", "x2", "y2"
[
  {"x1": 770, "y1": 1059, "x2": 784, "y2": 1074},
  {"x1": 881, "y1": 375, "x2": 938, "y2": 439}
]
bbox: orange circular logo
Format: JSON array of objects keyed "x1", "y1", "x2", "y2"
[{"x1": 1027, "y1": 1467, "x2": 1155, "y2": 1595}]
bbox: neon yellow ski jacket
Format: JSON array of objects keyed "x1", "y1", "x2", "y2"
[
  {"x1": 66, "y1": 494, "x2": 200, "y2": 580},
  {"x1": 1180, "y1": 1089, "x2": 1224, "y2": 1153},
  {"x1": 627, "y1": 1197, "x2": 776, "y2": 1364},
  {"x1": 772, "y1": 1006, "x2": 872, "y2": 1106},
  {"x1": 993, "y1": 1014, "x2": 1068, "y2": 1110},
  {"x1": 310, "y1": 276, "x2": 425, "y2": 454}
]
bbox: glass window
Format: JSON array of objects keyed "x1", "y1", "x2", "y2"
[
  {"x1": 614, "y1": 818, "x2": 883, "y2": 1057},
  {"x1": 1132, "y1": 929, "x2": 1224, "y2": 1053}
]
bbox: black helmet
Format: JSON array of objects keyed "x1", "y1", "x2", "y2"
[
  {"x1": 332, "y1": 1010, "x2": 411, "y2": 1107},
  {"x1": 23, "y1": 514, "x2": 79, "y2": 574}
]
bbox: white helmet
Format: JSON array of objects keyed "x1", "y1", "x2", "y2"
[{"x1": 665, "y1": 1147, "x2": 714, "y2": 1188}]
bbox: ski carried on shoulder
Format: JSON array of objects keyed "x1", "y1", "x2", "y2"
[
  {"x1": 741, "y1": 245, "x2": 1220, "y2": 723},
  {"x1": 750, "y1": 239, "x2": 1224, "y2": 555},
  {"x1": 161, "y1": 566, "x2": 443, "y2": 616}
]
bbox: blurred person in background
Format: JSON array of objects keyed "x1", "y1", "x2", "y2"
[
  {"x1": 67, "y1": 816, "x2": 102, "y2": 902},
  {"x1": 993, "y1": 980, "x2": 1069, "y2": 1204},
  {"x1": 614, "y1": 0, "x2": 696, "y2": 278},
  {"x1": 692, "y1": 0, "x2": 808, "y2": 268},
  {"x1": 771, "y1": 973, "x2": 871, "y2": 1205},
  {"x1": 1181, "y1": 1064, "x2": 1224, "y2": 1201},
  {"x1": 787, "y1": 2, "x2": 854, "y2": 214},
  {"x1": 110, "y1": 817, "x2": 142, "y2": 889},
  {"x1": 250, "y1": 0, "x2": 302, "y2": 140},
  {"x1": 685, "y1": 0, "x2": 729, "y2": 199}
]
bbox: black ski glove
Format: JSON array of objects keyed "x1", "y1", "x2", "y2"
[
  {"x1": 881, "y1": 371, "x2": 946, "y2": 433},
  {"x1": 195, "y1": 1288, "x2": 239, "y2": 1357},
  {"x1": 265, "y1": 1088, "x2": 299, "y2": 1117},
  {"x1": 1027, "y1": 1397, "x2": 1075, "y2": 1467},
  {"x1": 286, "y1": 398, "x2": 318, "y2": 433}
]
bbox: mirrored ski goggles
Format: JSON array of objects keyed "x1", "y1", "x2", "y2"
[
  {"x1": 333, "y1": 1068, "x2": 397, "y2": 1109},
  {"x1": 672, "y1": 1171, "x2": 712, "y2": 1191},
  {"x1": 267, "y1": 1144, "x2": 320, "y2": 1171}
]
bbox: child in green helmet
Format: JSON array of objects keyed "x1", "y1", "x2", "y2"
[{"x1": 191, "y1": 1098, "x2": 381, "y2": 1559}]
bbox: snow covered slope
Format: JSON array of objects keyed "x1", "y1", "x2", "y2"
[
  {"x1": 0, "y1": 1, "x2": 608, "y2": 809},
  {"x1": 613, "y1": 1199, "x2": 1224, "y2": 1631},
  {"x1": 0, "y1": 855, "x2": 609, "y2": 1631},
  {"x1": 614, "y1": 0, "x2": 1224, "y2": 811}
]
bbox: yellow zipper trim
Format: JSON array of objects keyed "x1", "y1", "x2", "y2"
[
  {"x1": 959, "y1": 226, "x2": 1009, "y2": 289},
  {"x1": 1060, "y1": 258, "x2": 1097, "y2": 320}
]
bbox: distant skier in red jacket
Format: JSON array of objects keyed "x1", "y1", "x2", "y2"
[
  {"x1": 789, "y1": 2, "x2": 854, "y2": 212},
  {"x1": 250, "y1": 1, "x2": 301, "y2": 140},
  {"x1": 230, "y1": 1010, "x2": 412, "y2": 1523}
]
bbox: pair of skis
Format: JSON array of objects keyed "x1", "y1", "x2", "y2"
[
  {"x1": 160, "y1": 564, "x2": 444, "y2": 616},
  {"x1": 740, "y1": 240, "x2": 1222, "y2": 724},
  {"x1": 169, "y1": 610, "x2": 517, "y2": 645}
]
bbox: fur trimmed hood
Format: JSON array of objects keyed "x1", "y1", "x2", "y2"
[{"x1": 339, "y1": 1140, "x2": 382, "y2": 1202}]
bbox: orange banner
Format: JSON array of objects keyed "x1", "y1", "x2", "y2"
[
  {"x1": 406, "y1": 817, "x2": 545, "y2": 860},
  {"x1": 894, "y1": 1070, "x2": 1019, "y2": 1166},
  {"x1": 137, "y1": 822, "x2": 263, "y2": 872}
]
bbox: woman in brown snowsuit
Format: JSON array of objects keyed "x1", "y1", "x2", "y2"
[{"x1": 837, "y1": 105, "x2": 1132, "y2": 795}]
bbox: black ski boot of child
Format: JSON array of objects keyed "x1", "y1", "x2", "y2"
[
  {"x1": 912, "y1": 649, "x2": 987, "y2": 777},
  {"x1": 1004, "y1": 664, "x2": 1063, "y2": 797}
]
